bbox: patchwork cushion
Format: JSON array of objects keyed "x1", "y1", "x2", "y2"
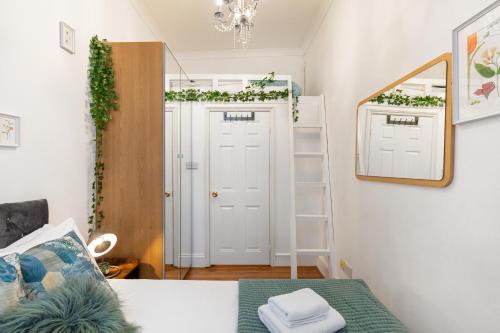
[
  {"x1": 19, "y1": 231, "x2": 107, "y2": 298},
  {"x1": 0, "y1": 253, "x2": 24, "y2": 314}
]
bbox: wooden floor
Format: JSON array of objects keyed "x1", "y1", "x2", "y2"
[
  {"x1": 166, "y1": 265, "x2": 324, "y2": 281},
  {"x1": 165, "y1": 265, "x2": 189, "y2": 280}
]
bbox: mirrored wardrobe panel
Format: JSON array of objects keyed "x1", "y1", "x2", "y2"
[{"x1": 165, "y1": 45, "x2": 192, "y2": 279}]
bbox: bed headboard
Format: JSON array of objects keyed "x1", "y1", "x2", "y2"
[{"x1": 0, "y1": 199, "x2": 48, "y2": 248}]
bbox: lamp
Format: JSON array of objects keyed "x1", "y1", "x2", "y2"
[{"x1": 87, "y1": 233, "x2": 120, "y2": 276}]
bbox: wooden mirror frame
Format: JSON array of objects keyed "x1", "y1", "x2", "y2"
[{"x1": 355, "y1": 53, "x2": 454, "y2": 187}]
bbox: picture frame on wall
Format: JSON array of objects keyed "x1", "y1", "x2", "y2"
[
  {"x1": 59, "y1": 21, "x2": 75, "y2": 54},
  {"x1": 0, "y1": 113, "x2": 20, "y2": 147},
  {"x1": 453, "y1": 1, "x2": 500, "y2": 124}
]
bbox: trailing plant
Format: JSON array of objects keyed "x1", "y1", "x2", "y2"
[
  {"x1": 165, "y1": 72, "x2": 300, "y2": 121},
  {"x1": 87, "y1": 35, "x2": 118, "y2": 234},
  {"x1": 371, "y1": 89, "x2": 445, "y2": 108}
]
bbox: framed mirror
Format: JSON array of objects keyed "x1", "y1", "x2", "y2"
[{"x1": 356, "y1": 53, "x2": 454, "y2": 187}]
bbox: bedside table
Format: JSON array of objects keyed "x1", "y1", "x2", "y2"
[{"x1": 103, "y1": 258, "x2": 139, "y2": 279}]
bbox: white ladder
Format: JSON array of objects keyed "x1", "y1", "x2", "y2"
[{"x1": 289, "y1": 95, "x2": 336, "y2": 279}]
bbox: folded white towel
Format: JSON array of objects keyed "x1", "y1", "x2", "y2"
[
  {"x1": 268, "y1": 288, "x2": 330, "y2": 323},
  {"x1": 270, "y1": 305, "x2": 327, "y2": 328},
  {"x1": 258, "y1": 304, "x2": 346, "y2": 333}
]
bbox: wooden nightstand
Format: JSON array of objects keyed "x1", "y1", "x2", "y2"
[{"x1": 103, "y1": 258, "x2": 139, "y2": 279}]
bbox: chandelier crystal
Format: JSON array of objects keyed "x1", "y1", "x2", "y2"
[{"x1": 214, "y1": 0, "x2": 261, "y2": 48}]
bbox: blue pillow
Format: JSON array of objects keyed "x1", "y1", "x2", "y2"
[
  {"x1": 0, "y1": 253, "x2": 24, "y2": 314},
  {"x1": 19, "y1": 231, "x2": 107, "y2": 298}
]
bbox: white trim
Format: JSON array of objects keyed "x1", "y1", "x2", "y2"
[
  {"x1": 316, "y1": 256, "x2": 330, "y2": 278},
  {"x1": 175, "y1": 253, "x2": 207, "y2": 268},
  {"x1": 127, "y1": 0, "x2": 164, "y2": 40},
  {"x1": 274, "y1": 252, "x2": 291, "y2": 267},
  {"x1": 176, "y1": 49, "x2": 304, "y2": 60},
  {"x1": 302, "y1": 0, "x2": 335, "y2": 52},
  {"x1": 321, "y1": 95, "x2": 337, "y2": 278}
]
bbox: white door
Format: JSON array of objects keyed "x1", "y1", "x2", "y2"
[
  {"x1": 165, "y1": 110, "x2": 174, "y2": 265},
  {"x1": 368, "y1": 114, "x2": 434, "y2": 179},
  {"x1": 210, "y1": 111, "x2": 270, "y2": 265}
]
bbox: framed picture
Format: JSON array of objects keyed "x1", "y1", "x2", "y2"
[
  {"x1": 0, "y1": 113, "x2": 20, "y2": 147},
  {"x1": 59, "y1": 21, "x2": 75, "y2": 54},
  {"x1": 453, "y1": 1, "x2": 500, "y2": 124}
]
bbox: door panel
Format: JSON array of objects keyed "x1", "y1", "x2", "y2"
[
  {"x1": 210, "y1": 112, "x2": 270, "y2": 265},
  {"x1": 368, "y1": 114, "x2": 435, "y2": 179}
]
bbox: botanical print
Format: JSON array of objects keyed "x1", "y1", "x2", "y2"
[
  {"x1": 467, "y1": 17, "x2": 500, "y2": 107},
  {"x1": 0, "y1": 115, "x2": 16, "y2": 146}
]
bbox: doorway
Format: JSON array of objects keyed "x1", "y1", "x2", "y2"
[{"x1": 209, "y1": 111, "x2": 270, "y2": 265}]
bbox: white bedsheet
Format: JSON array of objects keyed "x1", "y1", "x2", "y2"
[{"x1": 109, "y1": 279, "x2": 239, "y2": 333}]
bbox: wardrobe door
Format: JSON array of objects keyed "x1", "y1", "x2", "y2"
[{"x1": 101, "y1": 42, "x2": 165, "y2": 279}]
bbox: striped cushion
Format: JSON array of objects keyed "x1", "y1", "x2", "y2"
[{"x1": 238, "y1": 279, "x2": 408, "y2": 333}]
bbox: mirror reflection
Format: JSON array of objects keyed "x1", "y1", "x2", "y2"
[{"x1": 356, "y1": 61, "x2": 448, "y2": 180}]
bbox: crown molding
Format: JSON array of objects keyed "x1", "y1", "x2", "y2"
[
  {"x1": 127, "y1": 0, "x2": 164, "y2": 41},
  {"x1": 302, "y1": 0, "x2": 334, "y2": 53},
  {"x1": 176, "y1": 48, "x2": 305, "y2": 60}
]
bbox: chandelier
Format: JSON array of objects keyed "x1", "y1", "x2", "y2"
[{"x1": 214, "y1": 0, "x2": 261, "y2": 48}]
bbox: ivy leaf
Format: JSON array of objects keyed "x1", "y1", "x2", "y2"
[{"x1": 475, "y1": 63, "x2": 496, "y2": 78}]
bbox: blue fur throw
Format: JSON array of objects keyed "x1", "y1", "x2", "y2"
[{"x1": 0, "y1": 277, "x2": 140, "y2": 333}]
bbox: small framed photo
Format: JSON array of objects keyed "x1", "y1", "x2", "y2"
[
  {"x1": 59, "y1": 21, "x2": 75, "y2": 54},
  {"x1": 453, "y1": 1, "x2": 500, "y2": 124},
  {"x1": 0, "y1": 113, "x2": 20, "y2": 147}
]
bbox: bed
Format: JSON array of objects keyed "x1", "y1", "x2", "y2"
[
  {"x1": 110, "y1": 279, "x2": 239, "y2": 333},
  {"x1": 109, "y1": 279, "x2": 408, "y2": 333},
  {"x1": 1, "y1": 200, "x2": 408, "y2": 333}
]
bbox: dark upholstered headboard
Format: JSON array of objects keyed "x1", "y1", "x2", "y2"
[{"x1": 0, "y1": 199, "x2": 48, "y2": 248}]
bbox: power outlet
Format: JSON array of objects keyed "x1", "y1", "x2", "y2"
[{"x1": 339, "y1": 258, "x2": 352, "y2": 278}]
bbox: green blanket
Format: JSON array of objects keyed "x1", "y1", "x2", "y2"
[{"x1": 238, "y1": 279, "x2": 408, "y2": 333}]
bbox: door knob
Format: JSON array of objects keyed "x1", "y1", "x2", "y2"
[
  {"x1": 211, "y1": 192, "x2": 219, "y2": 198},
  {"x1": 165, "y1": 192, "x2": 171, "y2": 198}
]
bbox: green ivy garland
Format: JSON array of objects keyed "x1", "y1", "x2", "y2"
[
  {"x1": 371, "y1": 89, "x2": 445, "y2": 108},
  {"x1": 165, "y1": 73, "x2": 299, "y2": 121},
  {"x1": 87, "y1": 36, "x2": 118, "y2": 234}
]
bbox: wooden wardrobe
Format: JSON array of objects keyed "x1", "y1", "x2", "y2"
[{"x1": 101, "y1": 42, "x2": 165, "y2": 279}]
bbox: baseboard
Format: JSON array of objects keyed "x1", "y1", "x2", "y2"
[
  {"x1": 175, "y1": 253, "x2": 209, "y2": 268},
  {"x1": 316, "y1": 256, "x2": 329, "y2": 278}
]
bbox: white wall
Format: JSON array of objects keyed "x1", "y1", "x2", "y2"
[
  {"x1": 305, "y1": 0, "x2": 500, "y2": 332},
  {"x1": 0, "y1": 0, "x2": 157, "y2": 237},
  {"x1": 167, "y1": 49, "x2": 305, "y2": 89}
]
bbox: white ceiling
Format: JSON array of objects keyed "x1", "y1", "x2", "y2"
[{"x1": 133, "y1": 0, "x2": 332, "y2": 52}]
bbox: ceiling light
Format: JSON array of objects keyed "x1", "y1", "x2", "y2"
[{"x1": 214, "y1": 0, "x2": 261, "y2": 48}]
